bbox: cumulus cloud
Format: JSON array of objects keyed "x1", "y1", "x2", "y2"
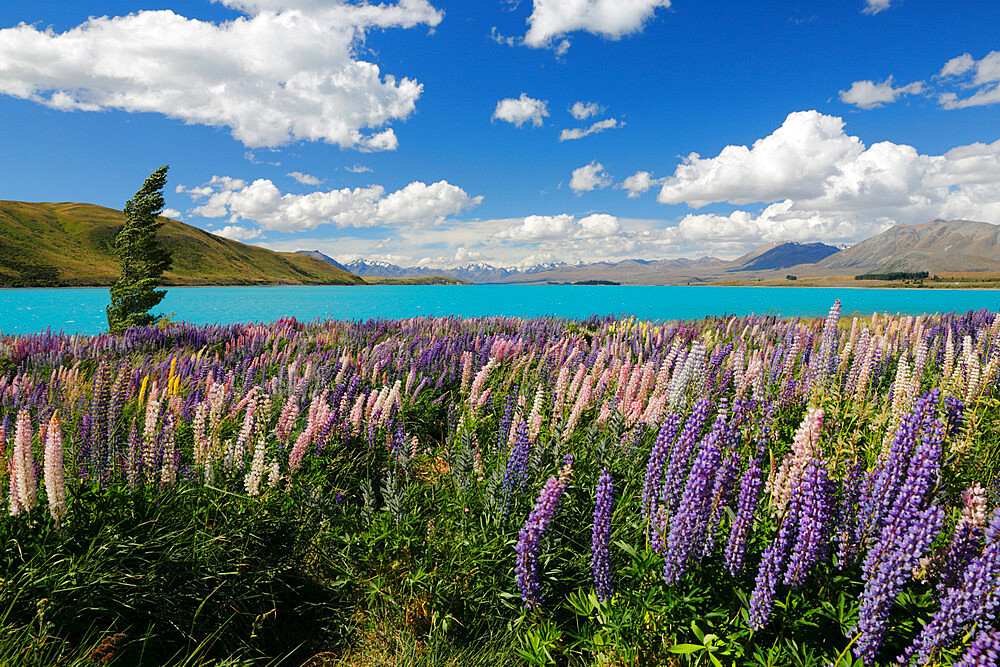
[
  {"x1": 569, "y1": 101, "x2": 603, "y2": 120},
  {"x1": 664, "y1": 201, "x2": 891, "y2": 249},
  {"x1": 215, "y1": 224, "x2": 264, "y2": 241},
  {"x1": 288, "y1": 171, "x2": 321, "y2": 185},
  {"x1": 839, "y1": 77, "x2": 924, "y2": 109},
  {"x1": 559, "y1": 117, "x2": 622, "y2": 141},
  {"x1": 492, "y1": 93, "x2": 550, "y2": 127},
  {"x1": 646, "y1": 109, "x2": 1000, "y2": 249},
  {"x1": 161, "y1": 208, "x2": 182, "y2": 219},
  {"x1": 524, "y1": 0, "x2": 671, "y2": 51},
  {"x1": 345, "y1": 164, "x2": 372, "y2": 173},
  {"x1": 570, "y1": 161, "x2": 612, "y2": 193},
  {"x1": 0, "y1": 1, "x2": 442, "y2": 148},
  {"x1": 937, "y1": 51, "x2": 1000, "y2": 109},
  {"x1": 619, "y1": 171, "x2": 660, "y2": 198},
  {"x1": 495, "y1": 213, "x2": 621, "y2": 241},
  {"x1": 861, "y1": 0, "x2": 892, "y2": 15},
  {"x1": 181, "y1": 176, "x2": 482, "y2": 233}
]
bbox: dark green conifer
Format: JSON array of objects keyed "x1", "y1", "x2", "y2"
[{"x1": 106, "y1": 165, "x2": 173, "y2": 334}]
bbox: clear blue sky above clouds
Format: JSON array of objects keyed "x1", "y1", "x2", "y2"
[{"x1": 1, "y1": 0, "x2": 998, "y2": 267}]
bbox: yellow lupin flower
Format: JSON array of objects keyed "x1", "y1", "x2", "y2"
[{"x1": 138, "y1": 374, "x2": 149, "y2": 405}]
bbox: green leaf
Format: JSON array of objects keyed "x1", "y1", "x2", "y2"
[{"x1": 668, "y1": 643, "x2": 705, "y2": 654}]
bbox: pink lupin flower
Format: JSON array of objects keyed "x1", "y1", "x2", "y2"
[
  {"x1": 244, "y1": 431, "x2": 267, "y2": 496},
  {"x1": 275, "y1": 396, "x2": 299, "y2": 444},
  {"x1": 563, "y1": 376, "x2": 594, "y2": 441},
  {"x1": 43, "y1": 412, "x2": 67, "y2": 523},
  {"x1": 349, "y1": 393, "x2": 366, "y2": 431},
  {"x1": 160, "y1": 413, "x2": 178, "y2": 487},
  {"x1": 767, "y1": 407, "x2": 824, "y2": 514},
  {"x1": 527, "y1": 386, "x2": 545, "y2": 443},
  {"x1": 9, "y1": 408, "x2": 37, "y2": 516}
]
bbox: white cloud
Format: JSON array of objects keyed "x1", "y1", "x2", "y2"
[
  {"x1": 345, "y1": 164, "x2": 372, "y2": 173},
  {"x1": 645, "y1": 109, "x2": 1000, "y2": 249},
  {"x1": 215, "y1": 224, "x2": 263, "y2": 241},
  {"x1": 0, "y1": 1, "x2": 442, "y2": 148},
  {"x1": 492, "y1": 93, "x2": 549, "y2": 128},
  {"x1": 288, "y1": 171, "x2": 321, "y2": 185},
  {"x1": 937, "y1": 51, "x2": 1000, "y2": 109},
  {"x1": 659, "y1": 111, "x2": 861, "y2": 207},
  {"x1": 376, "y1": 181, "x2": 484, "y2": 224},
  {"x1": 570, "y1": 161, "x2": 612, "y2": 193},
  {"x1": 559, "y1": 117, "x2": 622, "y2": 141},
  {"x1": 497, "y1": 214, "x2": 576, "y2": 240},
  {"x1": 182, "y1": 176, "x2": 482, "y2": 232},
  {"x1": 861, "y1": 0, "x2": 892, "y2": 15},
  {"x1": 665, "y1": 201, "x2": 891, "y2": 249},
  {"x1": 620, "y1": 170, "x2": 660, "y2": 198},
  {"x1": 495, "y1": 213, "x2": 621, "y2": 241},
  {"x1": 161, "y1": 208, "x2": 182, "y2": 219},
  {"x1": 524, "y1": 0, "x2": 671, "y2": 51},
  {"x1": 839, "y1": 76, "x2": 924, "y2": 109},
  {"x1": 577, "y1": 213, "x2": 621, "y2": 237},
  {"x1": 570, "y1": 101, "x2": 603, "y2": 120}
]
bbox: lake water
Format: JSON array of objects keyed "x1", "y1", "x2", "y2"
[{"x1": 3, "y1": 285, "x2": 1000, "y2": 336}]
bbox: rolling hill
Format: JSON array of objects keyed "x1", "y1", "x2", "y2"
[{"x1": 0, "y1": 201, "x2": 364, "y2": 287}]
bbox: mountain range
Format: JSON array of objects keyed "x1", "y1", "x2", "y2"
[
  {"x1": 300, "y1": 219, "x2": 1000, "y2": 284},
  {"x1": 3, "y1": 200, "x2": 999, "y2": 287}
]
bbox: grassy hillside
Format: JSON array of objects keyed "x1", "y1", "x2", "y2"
[{"x1": 0, "y1": 201, "x2": 365, "y2": 287}]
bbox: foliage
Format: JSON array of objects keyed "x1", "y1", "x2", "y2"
[{"x1": 106, "y1": 166, "x2": 173, "y2": 333}]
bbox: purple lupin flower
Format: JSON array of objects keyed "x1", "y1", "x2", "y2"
[
  {"x1": 500, "y1": 421, "x2": 531, "y2": 518},
  {"x1": 641, "y1": 412, "x2": 682, "y2": 524},
  {"x1": 724, "y1": 403, "x2": 776, "y2": 575},
  {"x1": 953, "y1": 627, "x2": 1000, "y2": 667},
  {"x1": 903, "y1": 508, "x2": 1000, "y2": 664},
  {"x1": 835, "y1": 456, "x2": 865, "y2": 569},
  {"x1": 782, "y1": 457, "x2": 834, "y2": 588},
  {"x1": 591, "y1": 468, "x2": 614, "y2": 602},
  {"x1": 850, "y1": 392, "x2": 945, "y2": 664},
  {"x1": 853, "y1": 505, "x2": 944, "y2": 664},
  {"x1": 661, "y1": 397, "x2": 712, "y2": 514},
  {"x1": 515, "y1": 455, "x2": 574, "y2": 609},
  {"x1": 748, "y1": 491, "x2": 800, "y2": 629},
  {"x1": 662, "y1": 401, "x2": 728, "y2": 584},
  {"x1": 862, "y1": 391, "x2": 940, "y2": 544}
]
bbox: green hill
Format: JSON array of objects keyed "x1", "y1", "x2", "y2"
[{"x1": 0, "y1": 201, "x2": 365, "y2": 287}]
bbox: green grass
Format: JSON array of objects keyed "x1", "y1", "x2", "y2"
[{"x1": 0, "y1": 201, "x2": 365, "y2": 287}]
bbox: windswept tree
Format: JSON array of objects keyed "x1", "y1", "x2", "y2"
[{"x1": 106, "y1": 165, "x2": 173, "y2": 334}]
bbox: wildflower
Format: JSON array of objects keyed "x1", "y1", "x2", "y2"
[
  {"x1": 903, "y1": 508, "x2": 1000, "y2": 664},
  {"x1": 9, "y1": 408, "x2": 37, "y2": 516},
  {"x1": 515, "y1": 455, "x2": 574, "y2": 609},
  {"x1": 953, "y1": 627, "x2": 1000, "y2": 667},
  {"x1": 591, "y1": 468, "x2": 614, "y2": 602},
  {"x1": 43, "y1": 412, "x2": 67, "y2": 523}
]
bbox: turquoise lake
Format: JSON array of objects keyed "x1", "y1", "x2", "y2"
[{"x1": 3, "y1": 285, "x2": 1000, "y2": 336}]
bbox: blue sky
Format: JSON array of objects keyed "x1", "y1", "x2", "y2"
[{"x1": 1, "y1": 0, "x2": 999, "y2": 267}]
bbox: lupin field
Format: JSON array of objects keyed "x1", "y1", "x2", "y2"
[{"x1": 2, "y1": 301, "x2": 1000, "y2": 665}]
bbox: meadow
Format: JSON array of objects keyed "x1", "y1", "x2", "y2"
[{"x1": 1, "y1": 301, "x2": 999, "y2": 666}]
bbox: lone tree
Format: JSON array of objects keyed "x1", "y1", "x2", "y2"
[{"x1": 106, "y1": 165, "x2": 173, "y2": 334}]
